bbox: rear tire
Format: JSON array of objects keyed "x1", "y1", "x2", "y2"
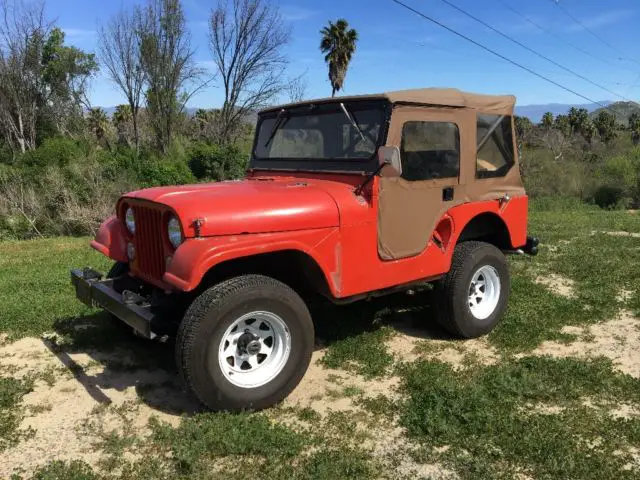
[
  {"x1": 436, "y1": 241, "x2": 510, "y2": 338},
  {"x1": 176, "y1": 274, "x2": 314, "y2": 411}
]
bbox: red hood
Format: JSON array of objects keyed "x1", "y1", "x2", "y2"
[{"x1": 123, "y1": 177, "x2": 345, "y2": 237}]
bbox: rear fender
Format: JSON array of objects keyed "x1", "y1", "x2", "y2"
[
  {"x1": 163, "y1": 228, "x2": 340, "y2": 294},
  {"x1": 448, "y1": 196, "x2": 528, "y2": 251}
]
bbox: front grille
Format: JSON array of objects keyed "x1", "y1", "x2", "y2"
[{"x1": 132, "y1": 205, "x2": 166, "y2": 283}]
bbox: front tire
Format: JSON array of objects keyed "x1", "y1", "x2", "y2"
[
  {"x1": 176, "y1": 274, "x2": 314, "y2": 411},
  {"x1": 436, "y1": 241, "x2": 510, "y2": 338}
]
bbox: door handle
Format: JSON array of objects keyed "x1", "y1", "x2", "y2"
[{"x1": 442, "y1": 186, "x2": 454, "y2": 202}]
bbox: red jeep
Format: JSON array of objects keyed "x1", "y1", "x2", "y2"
[{"x1": 72, "y1": 88, "x2": 537, "y2": 411}]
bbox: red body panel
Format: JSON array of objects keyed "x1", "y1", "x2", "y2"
[
  {"x1": 123, "y1": 179, "x2": 340, "y2": 237},
  {"x1": 92, "y1": 173, "x2": 528, "y2": 298},
  {"x1": 91, "y1": 215, "x2": 128, "y2": 263}
]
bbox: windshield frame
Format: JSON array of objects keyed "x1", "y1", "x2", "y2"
[{"x1": 249, "y1": 99, "x2": 391, "y2": 174}]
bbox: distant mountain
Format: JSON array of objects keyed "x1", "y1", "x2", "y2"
[
  {"x1": 589, "y1": 101, "x2": 640, "y2": 126},
  {"x1": 99, "y1": 106, "x2": 199, "y2": 117},
  {"x1": 515, "y1": 101, "x2": 612, "y2": 123}
]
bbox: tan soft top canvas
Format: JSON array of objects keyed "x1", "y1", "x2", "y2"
[{"x1": 263, "y1": 88, "x2": 516, "y2": 115}]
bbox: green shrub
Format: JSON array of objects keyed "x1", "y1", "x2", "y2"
[
  {"x1": 17, "y1": 137, "x2": 88, "y2": 171},
  {"x1": 593, "y1": 185, "x2": 630, "y2": 209},
  {"x1": 135, "y1": 155, "x2": 195, "y2": 187},
  {"x1": 188, "y1": 142, "x2": 247, "y2": 181},
  {"x1": 522, "y1": 148, "x2": 591, "y2": 199}
]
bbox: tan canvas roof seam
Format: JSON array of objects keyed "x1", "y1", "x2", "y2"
[{"x1": 263, "y1": 88, "x2": 515, "y2": 115}]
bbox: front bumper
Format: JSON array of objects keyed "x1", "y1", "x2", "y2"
[{"x1": 70, "y1": 268, "x2": 157, "y2": 339}]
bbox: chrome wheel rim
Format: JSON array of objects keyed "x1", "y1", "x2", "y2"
[
  {"x1": 468, "y1": 265, "x2": 501, "y2": 320},
  {"x1": 218, "y1": 311, "x2": 291, "y2": 389}
]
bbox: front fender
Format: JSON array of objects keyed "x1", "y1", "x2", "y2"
[
  {"x1": 91, "y1": 215, "x2": 128, "y2": 263},
  {"x1": 163, "y1": 228, "x2": 340, "y2": 294}
]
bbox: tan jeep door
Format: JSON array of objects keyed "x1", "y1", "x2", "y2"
[{"x1": 377, "y1": 106, "x2": 473, "y2": 260}]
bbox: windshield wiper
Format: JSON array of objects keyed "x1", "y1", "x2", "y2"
[
  {"x1": 340, "y1": 103, "x2": 366, "y2": 142},
  {"x1": 263, "y1": 108, "x2": 288, "y2": 147}
]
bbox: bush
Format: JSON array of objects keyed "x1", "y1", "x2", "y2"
[
  {"x1": 135, "y1": 155, "x2": 195, "y2": 187},
  {"x1": 188, "y1": 142, "x2": 247, "y2": 181},
  {"x1": 522, "y1": 148, "x2": 591, "y2": 199},
  {"x1": 17, "y1": 137, "x2": 89, "y2": 171},
  {"x1": 591, "y1": 151, "x2": 640, "y2": 208},
  {"x1": 593, "y1": 185, "x2": 630, "y2": 209}
]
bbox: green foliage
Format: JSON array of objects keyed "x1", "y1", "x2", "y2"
[
  {"x1": 591, "y1": 101, "x2": 640, "y2": 127},
  {"x1": 400, "y1": 357, "x2": 640, "y2": 479},
  {"x1": 320, "y1": 327, "x2": 394, "y2": 378},
  {"x1": 17, "y1": 137, "x2": 88, "y2": 170},
  {"x1": 593, "y1": 185, "x2": 627, "y2": 209},
  {"x1": 592, "y1": 150, "x2": 640, "y2": 208},
  {"x1": 594, "y1": 110, "x2": 619, "y2": 144},
  {"x1": 320, "y1": 19, "x2": 358, "y2": 96},
  {"x1": 29, "y1": 460, "x2": 99, "y2": 480},
  {"x1": 0, "y1": 377, "x2": 33, "y2": 451},
  {"x1": 134, "y1": 153, "x2": 195, "y2": 187},
  {"x1": 150, "y1": 413, "x2": 306, "y2": 473},
  {"x1": 187, "y1": 142, "x2": 247, "y2": 180}
]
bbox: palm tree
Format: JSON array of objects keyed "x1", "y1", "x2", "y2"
[
  {"x1": 541, "y1": 112, "x2": 554, "y2": 129},
  {"x1": 87, "y1": 107, "x2": 109, "y2": 144},
  {"x1": 113, "y1": 104, "x2": 133, "y2": 147},
  {"x1": 320, "y1": 19, "x2": 358, "y2": 97}
]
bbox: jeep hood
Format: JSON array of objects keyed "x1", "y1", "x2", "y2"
[{"x1": 123, "y1": 178, "x2": 341, "y2": 237}]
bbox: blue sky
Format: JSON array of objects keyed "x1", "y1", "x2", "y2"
[{"x1": 50, "y1": 0, "x2": 639, "y2": 107}]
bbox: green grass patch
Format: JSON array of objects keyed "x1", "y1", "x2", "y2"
[
  {"x1": 150, "y1": 412, "x2": 307, "y2": 474},
  {"x1": 27, "y1": 460, "x2": 100, "y2": 480},
  {"x1": 0, "y1": 237, "x2": 110, "y2": 340},
  {"x1": 400, "y1": 356, "x2": 640, "y2": 479},
  {"x1": 0, "y1": 376, "x2": 33, "y2": 451},
  {"x1": 489, "y1": 276, "x2": 593, "y2": 351},
  {"x1": 320, "y1": 327, "x2": 394, "y2": 378}
]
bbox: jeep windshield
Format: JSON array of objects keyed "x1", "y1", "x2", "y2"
[{"x1": 251, "y1": 100, "x2": 388, "y2": 173}]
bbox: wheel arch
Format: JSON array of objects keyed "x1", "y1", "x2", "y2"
[
  {"x1": 197, "y1": 249, "x2": 334, "y2": 299},
  {"x1": 455, "y1": 212, "x2": 514, "y2": 250}
]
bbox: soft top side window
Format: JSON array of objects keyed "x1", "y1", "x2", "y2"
[
  {"x1": 476, "y1": 114, "x2": 514, "y2": 178},
  {"x1": 400, "y1": 121, "x2": 460, "y2": 181}
]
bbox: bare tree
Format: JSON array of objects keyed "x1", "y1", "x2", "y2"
[
  {"x1": 209, "y1": 0, "x2": 290, "y2": 144},
  {"x1": 98, "y1": 9, "x2": 145, "y2": 151},
  {"x1": 0, "y1": 0, "x2": 50, "y2": 153},
  {"x1": 286, "y1": 73, "x2": 307, "y2": 103},
  {"x1": 136, "y1": 0, "x2": 203, "y2": 152}
]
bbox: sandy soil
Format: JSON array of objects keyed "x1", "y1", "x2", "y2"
[
  {"x1": 0, "y1": 337, "x2": 192, "y2": 478},
  {"x1": 2, "y1": 305, "x2": 640, "y2": 478},
  {"x1": 528, "y1": 310, "x2": 640, "y2": 378},
  {"x1": 535, "y1": 273, "x2": 577, "y2": 299}
]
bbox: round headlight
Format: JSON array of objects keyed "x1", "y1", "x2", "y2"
[
  {"x1": 125, "y1": 207, "x2": 135, "y2": 234},
  {"x1": 167, "y1": 216, "x2": 183, "y2": 248}
]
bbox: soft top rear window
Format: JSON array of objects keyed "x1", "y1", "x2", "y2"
[
  {"x1": 253, "y1": 101, "x2": 386, "y2": 162},
  {"x1": 476, "y1": 114, "x2": 515, "y2": 178}
]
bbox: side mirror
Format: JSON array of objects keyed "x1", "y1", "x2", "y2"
[{"x1": 377, "y1": 146, "x2": 402, "y2": 177}]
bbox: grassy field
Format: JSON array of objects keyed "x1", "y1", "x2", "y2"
[{"x1": 1, "y1": 201, "x2": 640, "y2": 479}]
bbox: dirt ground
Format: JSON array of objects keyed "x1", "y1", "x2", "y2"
[
  {"x1": 3, "y1": 305, "x2": 640, "y2": 478},
  {"x1": 2, "y1": 260, "x2": 640, "y2": 477},
  {"x1": 0, "y1": 317, "x2": 492, "y2": 478}
]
